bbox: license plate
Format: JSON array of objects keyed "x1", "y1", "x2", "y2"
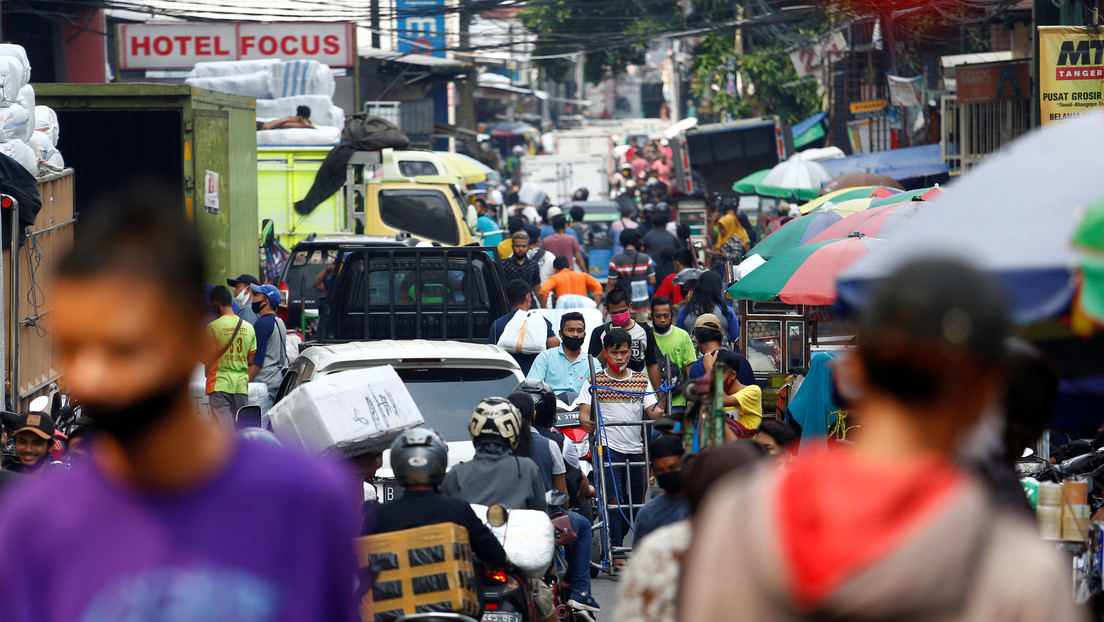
[
  {"x1": 556, "y1": 411, "x2": 580, "y2": 427},
  {"x1": 379, "y1": 483, "x2": 404, "y2": 503},
  {"x1": 482, "y1": 613, "x2": 521, "y2": 622}
]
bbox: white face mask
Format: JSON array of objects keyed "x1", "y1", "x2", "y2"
[{"x1": 234, "y1": 289, "x2": 252, "y2": 307}]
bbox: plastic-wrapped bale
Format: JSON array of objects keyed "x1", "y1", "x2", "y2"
[
  {"x1": 185, "y1": 72, "x2": 271, "y2": 99},
  {"x1": 268, "y1": 365, "x2": 425, "y2": 457},
  {"x1": 0, "y1": 56, "x2": 27, "y2": 104},
  {"x1": 193, "y1": 58, "x2": 280, "y2": 78},
  {"x1": 268, "y1": 60, "x2": 335, "y2": 98},
  {"x1": 255, "y1": 94, "x2": 344, "y2": 126},
  {"x1": 0, "y1": 139, "x2": 39, "y2": 175},
  {"x1": 357, "y1": 523, "x2": 481, "y2": 622},
  {"x1": 0, "y1": 44, "x2": 30, "y2": 82},
  {"x1": 16, "y1": 85, "x2": 34, "y2": 142},
  {"x1": 0, "y1": 104, "x2": 30, "y2": 142},
  {"x1": 256, "y1": 126, "x2": 341, "y2": 147},
  {"x1": 29, "y1": 133, "x2": 62, "y2": 168},
  {"x1": 35, "y1": 105, "x2": 59, "y2": 146}
]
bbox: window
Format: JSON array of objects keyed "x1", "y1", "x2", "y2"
[
  {"x1": 378, "y1": 189, "x2": 459, "y2": 245},
  {"x1": 398, "y1": 160, "x2": 439, "y2": 177}
]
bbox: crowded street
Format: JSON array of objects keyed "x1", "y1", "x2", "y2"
[{"x1": 1, "y1": 1, "x2": 1104, "y2": 621}]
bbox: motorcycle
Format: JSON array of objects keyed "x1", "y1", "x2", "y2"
[
  {"x1": 471, "y1": 502, "x2": 553, "y2": 622},
  {"x1": 544, "y1": 490, "x2": 596, "y2": 622}
]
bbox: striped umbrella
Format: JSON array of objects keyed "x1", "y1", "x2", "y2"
[
  {"x1": 806, "y1": 199, "x2": 926, "y2": 244},
  {"x1": 730, "y1": 235, "x2": 884, "y2": 305},
  {"x1": 869, "y1": 185, "x2": 943, "y2": 208},
  {"x1": 798, "y1": 185, "x2": 899, "y2": 214},
  {"x1": 750, "y1": 202, "x2": 869, "y2": 260}
]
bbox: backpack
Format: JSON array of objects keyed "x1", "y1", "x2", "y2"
[
  {"x1": 614, "y1": 251, "x2": 647, "y2": 305},
  {"x1": 496, "y1": 310, "x2": 549, "y2": 354}
]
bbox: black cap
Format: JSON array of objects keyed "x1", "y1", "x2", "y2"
[
  {"x1": 650, "y1": 433, "x2": 684, "y2": 460},
  {"x1": 15, "y1": 411, "x2": 54, "y2": 440},
  {"x1": 226, "y1": 274, "x2": 260, "y2": 288}
]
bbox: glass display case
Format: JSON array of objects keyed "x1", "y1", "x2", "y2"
[{"x1": 739, "y1": 300, "x2": 810, "y2": 378}]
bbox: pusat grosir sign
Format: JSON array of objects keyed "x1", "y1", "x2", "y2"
[{"x1": 1039, "y1": 26, "x2": 1104, "y2": 125}]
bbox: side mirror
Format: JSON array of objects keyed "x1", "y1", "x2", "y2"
[
  {"x1": 235, "y1": 405, "x2": 262, "y2": 429},
  {"x1": 546, "y1": 489, "x2": 570, "y2": 507},
  {"x1": 28, "y1": 395, "x2": 49, "y2": 413},
  {"x1": 486, "y1": 503, "x2": 508, "y2": 528}
]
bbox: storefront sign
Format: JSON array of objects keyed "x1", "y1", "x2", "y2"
[
  {"x1": 117, "y1": 22, "x2": 356, "y2": 69},
  {"x1": 1038, "y1": 26, "x2": 1104, "y2": 125},
  {"x1": 396, "y1": 0, "x2": 446, "y2": 58},
  {"x1": 849, "y1": 99, "x2": 887, "y2": 114},
  {"x1": 956, "y1": 60, "x2": 1030, "y2": 104},
  {"x1": 789, "y1": 31, "x2": 848, "y2": 79}
]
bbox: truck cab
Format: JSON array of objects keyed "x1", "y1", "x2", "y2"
[{"x1": 361, "y1": 176, "x2": 474, "y2": 246}]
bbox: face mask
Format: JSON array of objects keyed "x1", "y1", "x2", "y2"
[
  {"x1": 656, "y1": 471, "x2": 682, "y2": 495},
  {"x1": 610, "y1": 312, "x2": 631, "y2": 327},
  {"x1": 605, "y1": 352, "x2": 626, "y2": 373},
  {"x1": 562, "y1": 335, "x2": 585, "y2": 351},
  {"x1": 84, "y1": 380, "x2": 188, "y2": 446},
  {"x1": 251, "y1": 300, "x2": 266, "y2": 313},
  {"x1": 234, "y1": 289, "x2": 251, "y2": 307}
]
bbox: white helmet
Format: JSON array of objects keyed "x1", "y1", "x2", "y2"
[{"x1": 469, "y1": 397, "x2": 523, "y2": 450}]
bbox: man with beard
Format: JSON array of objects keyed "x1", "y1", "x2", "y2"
[
  {"x1": 0, "y1": 188, "x2": 360, "y2": 622},
  {"x1": 500, "y1": 231, "x2": 541, "y2": 302}
]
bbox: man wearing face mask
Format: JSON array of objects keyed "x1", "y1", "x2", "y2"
[
  {"x1": 205, "y1": 286, "x2": 257, "y2": 427},
  {"x1": 632, "y1": 434, "x2": 690, "y2": 545},
  {"x1": 0, "y1": 189, "x2": 361, "y2": 622},
  {"x1": 226, "y1": 273, "x2": 261, "y2": 325},
  {"x1": 527, "y1": 312, "x2": 590, "y2": 395},
  {"x1": 246, "y1": 284, "x2": 288, "y2": 404},
  {"x1": 587, "y1": 288, "x2": 662, "y2": 393}
]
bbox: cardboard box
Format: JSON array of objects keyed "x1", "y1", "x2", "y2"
[
  {"x1": 357, "y1": 523, "x2": 480, "y2": 622},
  {"x1": 269, "y1": 365, "x2": 424, "y2": 457}
]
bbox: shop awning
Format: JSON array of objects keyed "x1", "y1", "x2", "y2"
[
  {"x1": 791, "y1": 112, "x2": 827, "y2": 149},
  {"x1": 359, "y1": 47, "x2": 469, "y2": 79},
  {"x1": 819, "y1": 144, "x2": 950, "y2": 182}
]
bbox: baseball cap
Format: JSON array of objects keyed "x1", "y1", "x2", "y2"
[
  {"x1": 226, "y1": 273, "x2": 260, "y2": 288},
  {"x1": 249, "y1": 283, "x2": 282, "y2": 307},
  {"x1": 546, "y1": 206, "x2": 563, "y2": 219},
  {"x1": 15, "y1": 411, "x2": 54, "y2": 440},
  {"x1": 694, "y1": 313, "x2": 723, "y2": 331}
]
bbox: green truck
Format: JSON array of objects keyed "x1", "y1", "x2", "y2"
[{"x1": 33, "y1": 83, "x2": 259, "y2": 285}]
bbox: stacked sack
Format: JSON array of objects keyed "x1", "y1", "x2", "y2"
[
  {"x1": 0, "y1": 44, "x2": 46, "y2": 175},
  {"x1": 185, "y1": 59, "x2": 343, "y2": 147}
]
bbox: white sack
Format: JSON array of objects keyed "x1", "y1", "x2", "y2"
[
  {"x1": 267, "y1": 60, "x2": 335, "y2": 98},
  {"x1": 0, "y1": 104, "x2": 29, "y2": 142},
  {"x1": 471, "y1": 504, "x2": 555, "y2": 576},
  {"x1": 256, "y1": 125, "x2": 341, "y2": 146},
  {"x1": 329, "y1": 105, "x2": 347, "y2": 130},
  {"x1": 29, "y1": 132, "x2": 61, "y2": 166},
  {"x1": 0, "y1": 45, "x2": 31, "y2": 82},
  {"x1": 16, "y1": 85, "x2": 34, "y2": 142},
  {"x1": 496, "y1": 309, "x2": 549, "y2": 354},
  {"x1": 193, "y1": 58, "x2": 280, "y2": 78},
  {"x1": 0, "y1": 139, "x2": 39, "y2": 175},
  {"x1": 255, "y1": 95, "x2": 343, "y2": 126},
  {"x1": 185, "y1": 72, "x2": 272, "y2": 98},
  {"x1": 35, "y1": 105, "x2": 59, "y2": 146},
  {"x1": 0, "y1": 56, "x2": 27, "y2": 104},
  {"x1": 269, "y1": 365, "x2": 425, "y2": 457}
]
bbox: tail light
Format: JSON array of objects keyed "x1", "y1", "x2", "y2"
[
  {"x1": 484, "y1": 569, "x2": 520, "y2": 589},
  {"x1": 276, "y1": 282, "x2": 290, "y2": 324}
]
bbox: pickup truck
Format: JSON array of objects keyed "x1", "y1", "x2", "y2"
[{"x1": 312, "y1": 239, "x2": 509, "y2": 344}]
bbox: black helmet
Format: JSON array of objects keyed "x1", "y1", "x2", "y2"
[
  {"x1": 571, "y1": 187, "x2": 589, "y2": 201},
  {"x1": 390, "y1": 428, "x2": 448, "y2": 487},
  {"x1": 469, "y1": 397, "x2": 523, "y2": 449},
  {"x1": 673, "y1": 268, "x2": 703, "y2": 287},
  {"x1": 516, "y1": 380, "x2": 556, "y2": 428}
]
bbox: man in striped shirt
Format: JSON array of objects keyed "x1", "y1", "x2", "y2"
[{"x1": 606, "y1": 228, "x2": 656, "y2": 321}]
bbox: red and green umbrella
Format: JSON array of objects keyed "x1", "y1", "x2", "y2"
[
  {"x1": 869, "y1": 185, "x2": 942, "y2": 208},
  {"x1": 806, "y1": 199, "x2": 927, "y2": 244},
  {"x1": 729, "y1": 235, "x2": 884, "y2": 305},
  {"x1": 750, "y1": 202, "x2": 871, "y2": 260}
]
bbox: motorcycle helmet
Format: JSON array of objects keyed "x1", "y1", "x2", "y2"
[
  {"x1": 516, "y1": 380, "x2": 556, "y2": 428},
  {"x1": 673, "y1": 268, "x2": 703, "y2": 287},
  {"x1": 469, "y1": 397, "x2": 523, "y2": 450},
  {"x1": 390, "y1": 428, "x2": 449, "y2": 486},
  {"x1": 238, "y1": 428, "x2": 283, "y2": 448}
]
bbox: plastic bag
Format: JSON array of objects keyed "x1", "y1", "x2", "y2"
[
  {"x1": 0, "y1": 139, "x2": 39, "y2": 175},
  {"x1": 193, "y1": 58, "x2": 279, "y2": 78},
  {"x1": 0, "y1": 56, "x2": 27, "y2": 104},
  {"x1": 185, "y1": 72, "x2": 271, "y2": 98},
  {"x1": 471, "y1": 504, "x2": 555, "y2": 576},
  {"x1": 267, "y1": 60, "x2": 335, "y2": 98},
  {"x1": 16, "y1": 85, "x2": 34, "y2": 142},
  {"x1": 35, "y1": 105, "x2": 58, "y2": 146},
  {"x1": 0, "y1": 44, "x2": 31, "y2": 82},
  {"x1": 496, "y1": 310, "x2": 549, "y2": 354},
  {"x1": 0, "y1": 104, "x2": 29, "y2": 142}
]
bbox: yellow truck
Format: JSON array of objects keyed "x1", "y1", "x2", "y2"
[{"x1": 258, "y1": 147, "x2": 477, "y2": 248}]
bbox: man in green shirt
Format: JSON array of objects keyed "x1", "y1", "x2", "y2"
[
  {"x1": 650, "y1": 296, "x2": 695, "y2": 407},
  {"x1": 205, "y1": 285, "x2": 257, "y2": 427}
]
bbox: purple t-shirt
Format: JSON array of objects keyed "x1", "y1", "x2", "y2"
[{"x1": 0, "y1": 439, "x2": 360, "y2": 622}]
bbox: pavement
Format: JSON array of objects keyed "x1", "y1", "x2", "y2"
[{"x1": 589, "y1": 573, "x2": 621, "y2": 621}]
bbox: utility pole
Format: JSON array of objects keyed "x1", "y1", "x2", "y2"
[
  {"x1": 456, "y1": 0, "x2": 476, "y2": 135},
  {"x1": 371, "y1": 0, "x2": 380, "y2": 48}
]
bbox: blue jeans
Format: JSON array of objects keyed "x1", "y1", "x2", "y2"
[
  {"x1": 563, "y1": 510, "x2": 592, "y2": 593},
  {"x1": 603, "y1": 448, "x2": 645, "y2": 550}
]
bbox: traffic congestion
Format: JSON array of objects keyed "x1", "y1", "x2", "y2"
[{"x1": 1, "y1": 2, "x2": 1104, "y2": 621}]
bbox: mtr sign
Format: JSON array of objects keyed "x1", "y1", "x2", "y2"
[
  {"x1": 117, "y1": 22, "x2": 356, "y2": 70},
  {"x1": 1055, "y1": 39, "x2": 1104, "y2": 80}
]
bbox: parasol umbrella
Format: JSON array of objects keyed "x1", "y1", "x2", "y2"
[
  {"x1": 797, "y1": 185, "x2": 898, "y2": 214},
  {"x1": 869, "y1": 185, "x2": 942, "y2": 208},
  {"x1": 807, "y1": 199, "x2": 926, "y2": 244},
  {"x1": 749, "y1": 201, "x2": 872, "y2": 260},
  {"x1": 762, "y1": 155, "x2": 833, "y2": 193},
  {"x1": 729, "y1": 235, "x2": 884, "y2": 305},
  {"x1": 732, "y1": 168, "x2": 822, "y2": 202},
  {"x1": 437, "y1": 151, "x2": 499, "y2": 185},
  {"x1": 839, "y1": 111, "x2": 1104, "y2": 324},
  {"x1": 1073, "y1": 196, "x2": 1104, "y2": 322},
  {"x1": 821, "y1": 172, "x2": 905, "y2": 195}
]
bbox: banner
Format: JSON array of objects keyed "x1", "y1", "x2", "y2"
[
  {"x1": 789, "y1": 31, "x2": 848, "y2": 79},
  {"x1": 887, "y1": 75, "x2": 923, "y2": 108},
  {"x1": 1038, "y1": 26, "x2": 1104, "y2": 125},
  {"x1": 396, "y1": 0, "x2": 446, "y2": 58},
  {"x1": 956, "y1": 61, "x2": 1030, "y2": 104}
]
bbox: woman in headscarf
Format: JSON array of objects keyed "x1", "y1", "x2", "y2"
[{"x1": 784, "y1": 351, "x2": 842, "y2": 454}]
